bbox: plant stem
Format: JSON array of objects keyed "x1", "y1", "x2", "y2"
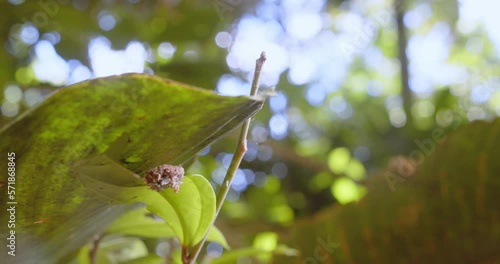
[
  {"x1": 89, "y1": 234, "x2": 102, "y2": 264},
  {"x1": 187, "y1": 52, "x2": 266, "y2": 263},
  {"x1": 182, "y1": 245, "x2": 189, "y2": 264}
]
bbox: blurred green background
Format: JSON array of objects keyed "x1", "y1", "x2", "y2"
[{"x1": 1, "y1": 0, "x2": 499, "y2": 263}]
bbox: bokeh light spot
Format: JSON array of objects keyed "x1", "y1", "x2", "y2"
[
  {"x1": 98, "y1": 12, "x2": 117, "y2": 31},
  {"x1": 5, "y1": 85, "x2": 23, "y2": 103},
  {"x1": 215, "y1": 31, "x2": 232, "y2": 48},
  {"x1": 20, "y1": 24, "x2": 39, "y2": 45},
  {"x1": 206, "y1": 242, "x2": 223, "y2": 258},
  {"x1": 158, "y1": 42, "x2": 176, "y2": 59},
  {"x1": 327, "y1": 147, "x2": 351, "y2": 174},
  {"x1": 331, "y1": 177, "x2": 367, "y2": 205}
]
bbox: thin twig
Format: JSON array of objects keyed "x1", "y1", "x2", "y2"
[
  {"x1": 187, "y1": 52, "x2": 266, "y2": 263},
  {"x1": 89, "y1": 234, "x2": 102, "y2": 264},
  {"x1": 395, "y1": 0, "x2": 413, "y2": 127}
]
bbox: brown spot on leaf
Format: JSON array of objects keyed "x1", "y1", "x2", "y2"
[{"x1": 34, "y1": 218, "x2": 48, "y2": 224}]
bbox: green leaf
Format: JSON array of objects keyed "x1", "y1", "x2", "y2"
[
  {"x1": 105, "y1": 207, "x2": 178, "y2": 238},
  {"x1": 209, "y1": 245, "x2": 298, "y2": 264},
  {"x1": 76, "y1": 165, "x2": 217, "y2": 248},
  {"x1": 206, "y1": 227, "x2": 230, "y2": 250},
  {"x1": 97, "y1": 237, "x2": 149, "y2": 264},
  {"x1": 76, "y1": 244, "x2": 91, "y2": 264},
  {"x1": 76, "y1": 236, "x2": 164, "y2": 264},
  {"x1": 0, "y1": 74, "x2": 263, "y2": 263},
  {"x1": 208, "y1": 231, "x2": 298, "y2": 264},
  {"x1": 154, "y1": 174, "x2": 216, "y2": 247},
  {"x1": 105, "y1": 204, "x2": 229, "y2": 248},
  {"x1": 120, "y1": 255, "x2": 164, "y2": 264},
  {"x1": 209, "y1": 248, "x2": 263, "y2": 264}
]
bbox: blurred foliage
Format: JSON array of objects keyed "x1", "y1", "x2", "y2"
[
  {"x1": 1, "y1": 0, "x2": 500, "y2": 263},
  {"x1": 276, "y1": 119, "x2": 500, "y2": 263}
]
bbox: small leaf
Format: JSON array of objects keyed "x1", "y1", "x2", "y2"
[
  {"x1": 120, "y1": 255, "x2": 164, "y2": 264},
  {"x1": 157, "y1": 174, "x2": 216, "y2": 246},
  {"x1": 76, "y1": 244, "x2": 91, "y2": 264},
  {"x1": 77, "y1": 167, "x2": 217, "y2": 248},
  {"x1": 210, "y1": 232, "x2": 297, "y2": 264},
  {"x1": 209, "y1": 248, "x2": 262, "y2": 264},
  {"x1": 206, "y1": 227, "x2": 230, "y2": 250},
  {"x1": 105, "y1": 207, "x2": 177, "y2": 238},
  {"x1": 209, "y1": 245, "x2": 298, "y2": 264},
  {"x1": 153, "y1": 174, "x2": 216, "y2": 247},
  {"x1": 105, "y1": 207, "x2": 229, "y2": 249},
  {"x1": 97, "y1": 237, "x2": 149, "y2": 263}
]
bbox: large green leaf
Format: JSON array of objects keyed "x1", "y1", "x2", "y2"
[
  {"x1": 275, "y1": 119, "x2": 500, "y2": 263},
  {"x1": 0, "y1": 74, "x2": 263, "y2": 263}
]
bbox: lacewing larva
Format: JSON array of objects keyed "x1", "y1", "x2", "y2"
[{"x1": 144, "y1": 164, "x2": 184, "y2": 193}]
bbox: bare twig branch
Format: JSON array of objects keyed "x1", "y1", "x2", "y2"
[
  {"x1": 89, "y1": 234, "x2": 102, "y2": 264},
  {"x1": 395, "y1": 0, "x2": 413, "y2": 127},
  {"x1": 187, "y1": 52, "x2": 266, "y2": 263}
]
